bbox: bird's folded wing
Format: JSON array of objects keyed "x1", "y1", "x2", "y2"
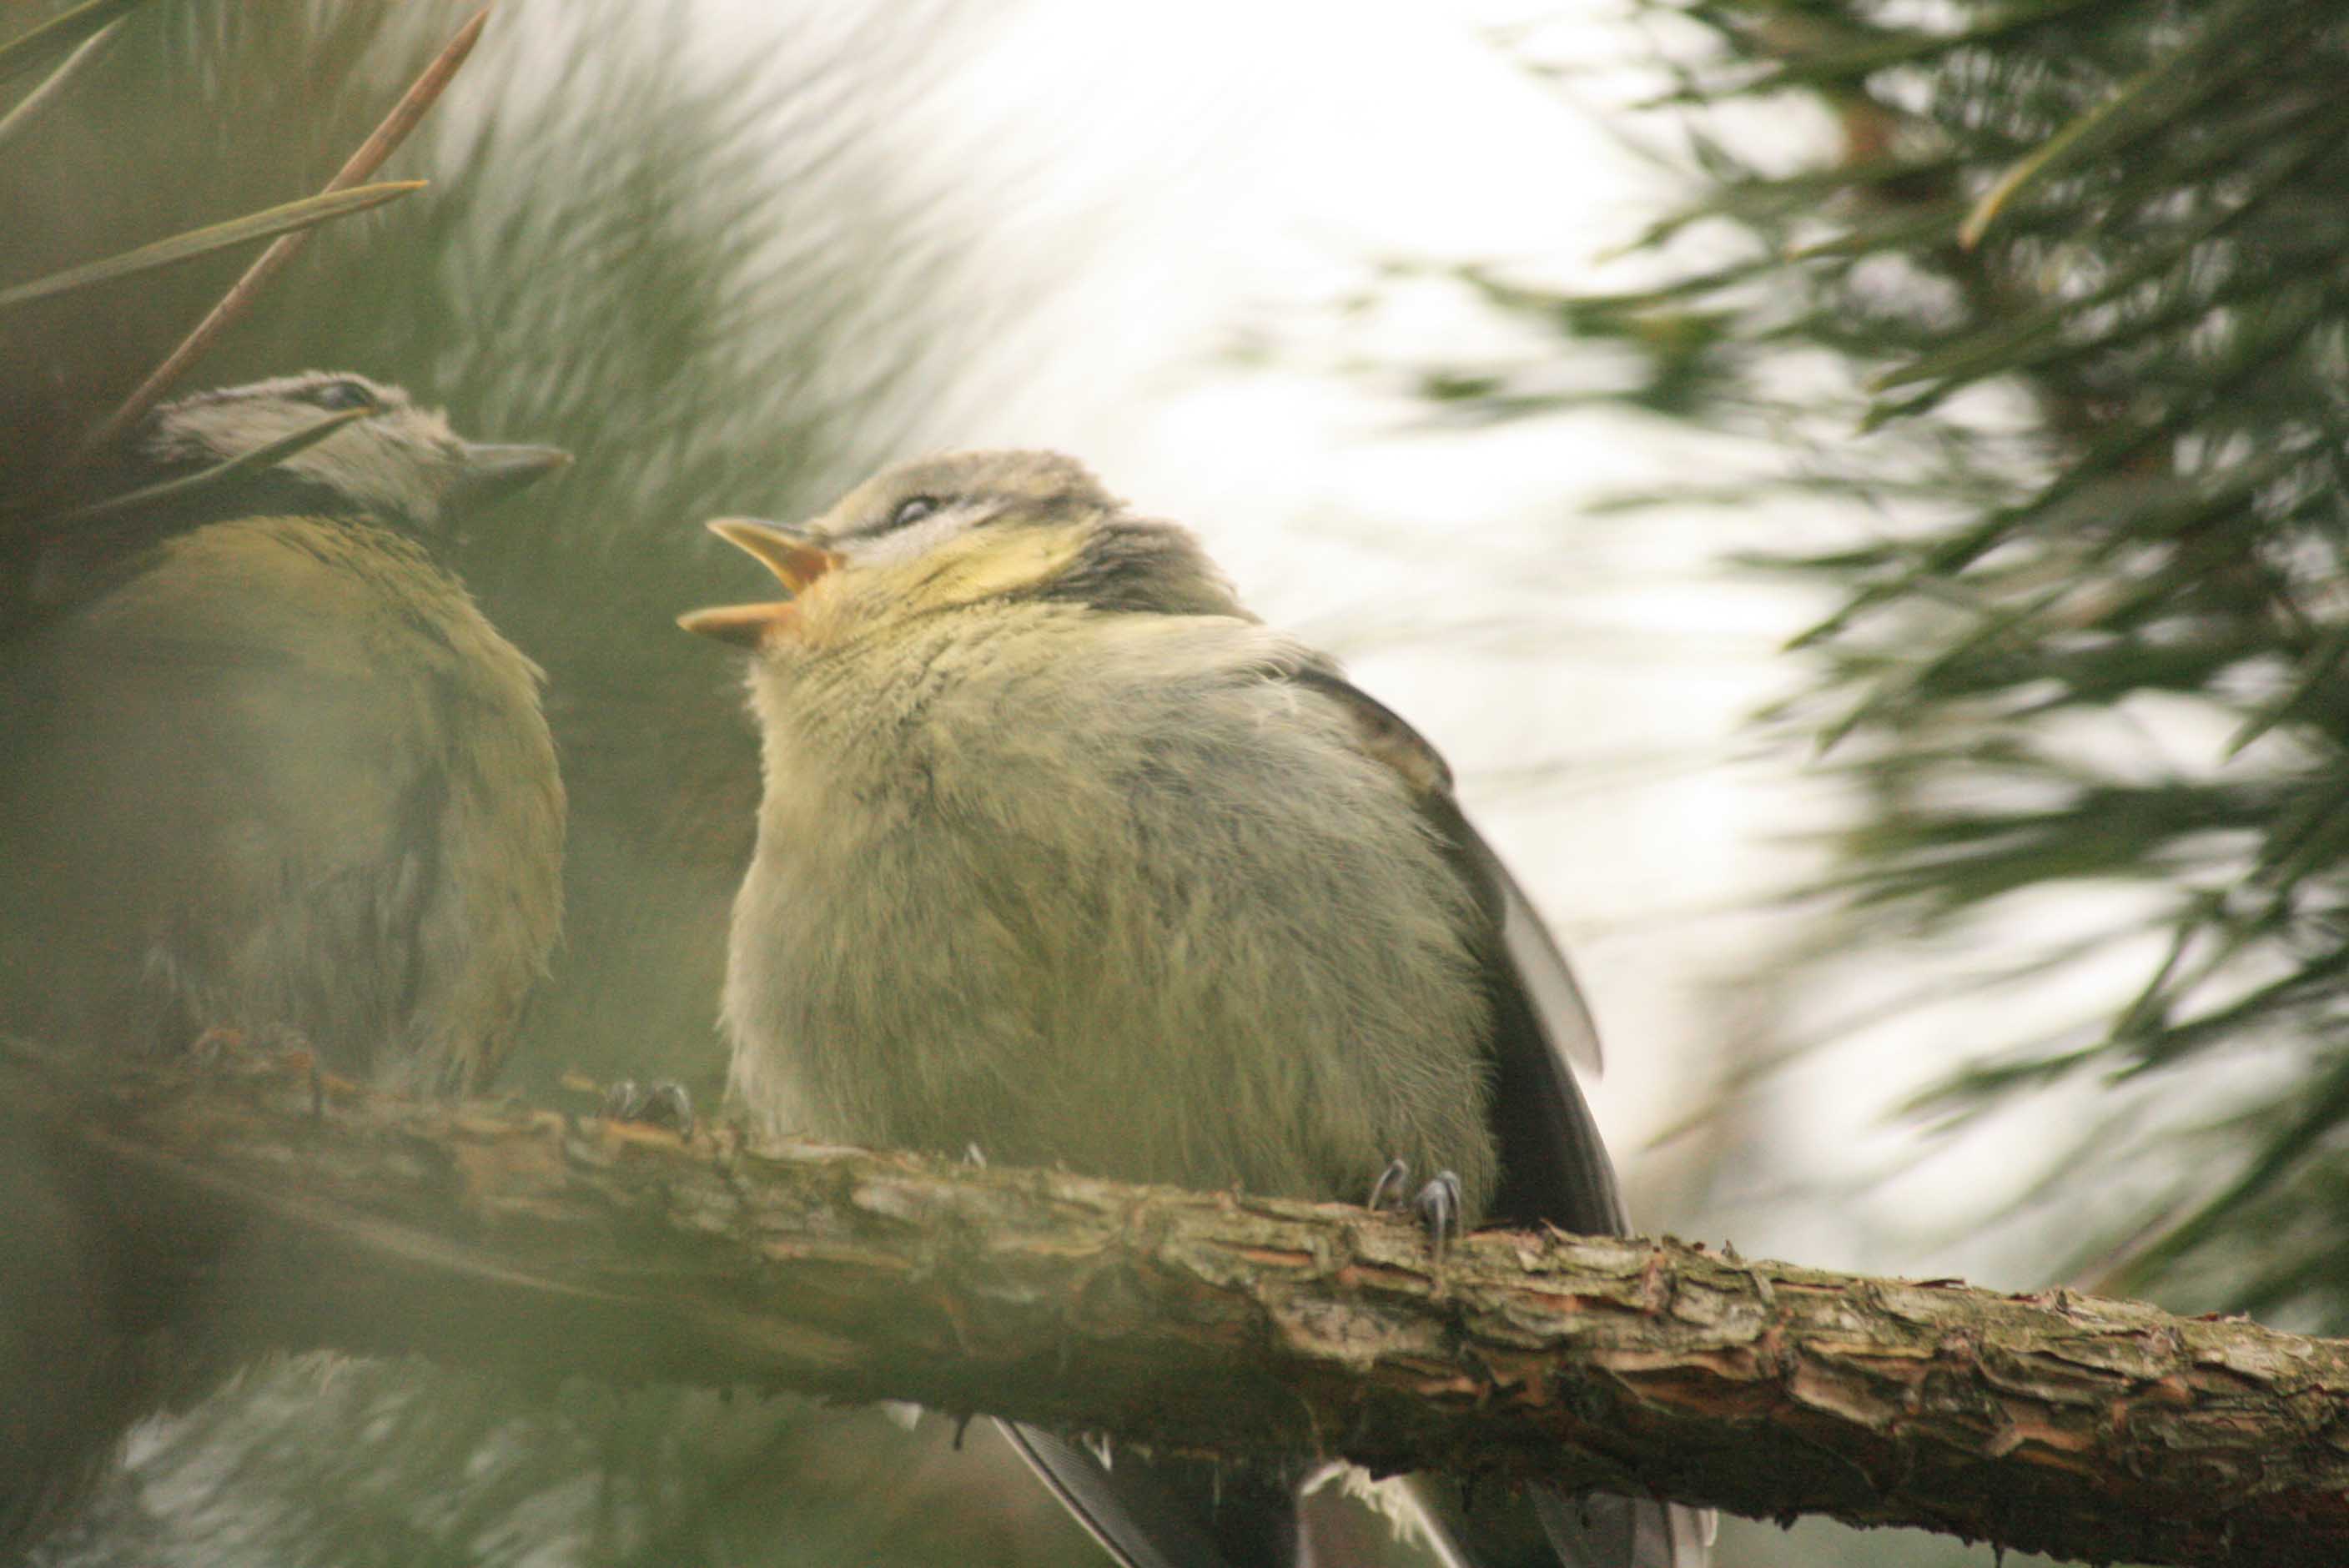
[
  {"x1": 1281, "y1": 657, "x2": 1619, "y2": 1229},
  {"x1": 1280, "y1": 658, "x2": 1602, "y2": 1075},
  {"x1": 1285, "y1": 656, "x2": 1714, "y2": 1565}
]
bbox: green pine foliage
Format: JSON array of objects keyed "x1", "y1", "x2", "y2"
[{"x1": 1428, "y1": 0, "x2": 2349, "y2": 1325}]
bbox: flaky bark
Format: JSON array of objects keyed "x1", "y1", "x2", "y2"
[{"x1": 8, "y1": 1037, "x2": 2346, "y2": 1567}]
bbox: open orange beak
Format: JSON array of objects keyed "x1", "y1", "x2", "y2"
[{"x1": 677, "y1": 518, "x2": 844, "y2": 646}]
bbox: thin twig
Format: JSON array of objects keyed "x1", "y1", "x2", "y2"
[{"x1": 75, "y1": 8, "x2": 491, "y2": 462}]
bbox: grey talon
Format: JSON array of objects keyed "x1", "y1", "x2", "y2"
[
  {"x1": 604, "y1": 1078, "x2": 694, "y2": 1136},
  {"x1": 1417, "y1": 1170, "x2": 1464, "y2": 1259}
]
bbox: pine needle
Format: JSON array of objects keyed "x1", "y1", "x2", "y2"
[
  {"x1": 75, "y1": 8, "x2": 493, "y2": 463},
  {"x1": 1959, "y1": 0, "x2": 2275, "y2": 249},
  {"x1": 0, "y1": 14, "x2": 124, "y2": 155},
  {"x1": 0, "y1": 0, "x2": 150, "y2": 89},
  {"x1": 18, "y1": 407, "x2": 370, "y2": 532},
  {"x1": 0, "y1": 182, "x2": 423, "y2": 312}
]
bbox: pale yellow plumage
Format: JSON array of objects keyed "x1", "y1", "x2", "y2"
[{"x1": 685, "y1": 448, "x2": 1709, "y2": 1568}]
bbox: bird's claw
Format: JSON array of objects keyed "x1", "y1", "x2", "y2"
[
  {"x1": 603, "y1": 1078, "x2": 694, "y2": 1137},
  {"x1": 1368, "y1": 1159, "x2": 1463, "y2": 1259},
  {"x1": 1416, "y1": 1169, "x2": 1462, "y2": 1260}
]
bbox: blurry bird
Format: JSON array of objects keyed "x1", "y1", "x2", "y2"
[
  {"x1": 0, "y1": 370, "x2": 569, "y2": 1093},
  {"x1": 682, "y1": 450, "x2": 1713, "y2": 1568},
  {"x1": 0, "y1": 372, "x2": 569, "y2": 1557}
]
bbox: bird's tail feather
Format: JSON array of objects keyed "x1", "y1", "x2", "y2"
[
  {"x1": 1407, "y1": 1476, "x2": 1713, "y2": 1568},
  {"x1": 996, "y1": 1420, "x2": 1299, "y2": 1568},
  {"x1": 1003, "y1": 1420, "x2": 1713, "y2": 1568},
  {"x1": 1530, "y1": 1490, "x2": 1713, "y2": 1568}
]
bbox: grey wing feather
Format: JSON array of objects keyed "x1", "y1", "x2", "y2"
[
  {"x1": 1280, "y1": 659, "x2": 1599, "y2": 1073},
  {"x1": 1474, "y1": 827, "x2": 1604, "y2": 1075},
  {"x1": 1532, "y1": 1493, "x2": 1715, "y2": 1568},
  {"x1": 1280, "y1": 661, "x2": 1618, "y2": 1227},
  {"x1": 995, "y1": 1422, "x2": 1276, "y2": 1568},
  {"x1": 1409, "y1": 1479, "x2": 1714, "y2": 1568},
  {"x1": 1285, "y1": 660, "x2": 1711, "y2": 1567}
]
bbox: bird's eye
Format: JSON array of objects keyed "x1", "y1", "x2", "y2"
[
  {"x1": 888, "y1": 495, "x2": 940, "y2": 530},
  {"x1": 309, "y1": 379, "x2": 379, "y2": 412}
]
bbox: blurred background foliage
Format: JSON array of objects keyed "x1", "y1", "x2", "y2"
[{"x1": 1404, "y1": 0, "x2": 2349, "y2": 1341}]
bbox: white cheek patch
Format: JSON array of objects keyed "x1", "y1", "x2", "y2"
[{"x1": 846, "y1": 501, "x2": 993, "y2": 567}]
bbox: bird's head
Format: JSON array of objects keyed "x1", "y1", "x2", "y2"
[
  {"x1": 137, "y1": 371, "x2": 571, "y2": 535},
  {"x1": 680, "y1": 449, "x2": 1237, "y2": 652}
]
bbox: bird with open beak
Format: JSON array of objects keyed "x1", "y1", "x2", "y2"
[{"x1": 682, "y1": 450, "x2": 1711, "y2": 1568}]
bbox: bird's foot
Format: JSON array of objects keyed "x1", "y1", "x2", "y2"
[
  {"x1": 602, "y1": 1078, "x2": 694, "y2": 1138},
  {"x1": 1367, "y1": 1159, "x2": 1463, "y2": 1260}
]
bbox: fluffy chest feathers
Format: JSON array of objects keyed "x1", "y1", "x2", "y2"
[
  {"x1": 752, "y1": 606, "x2": 1247, "y2": 837},
  {"x1": 723, "y1": 603, "x2": 1501, "y2": 1212}
]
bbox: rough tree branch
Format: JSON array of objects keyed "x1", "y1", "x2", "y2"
[{"x1": 7, "y1": 1037, "x2": 2344, "y2": 1568}]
